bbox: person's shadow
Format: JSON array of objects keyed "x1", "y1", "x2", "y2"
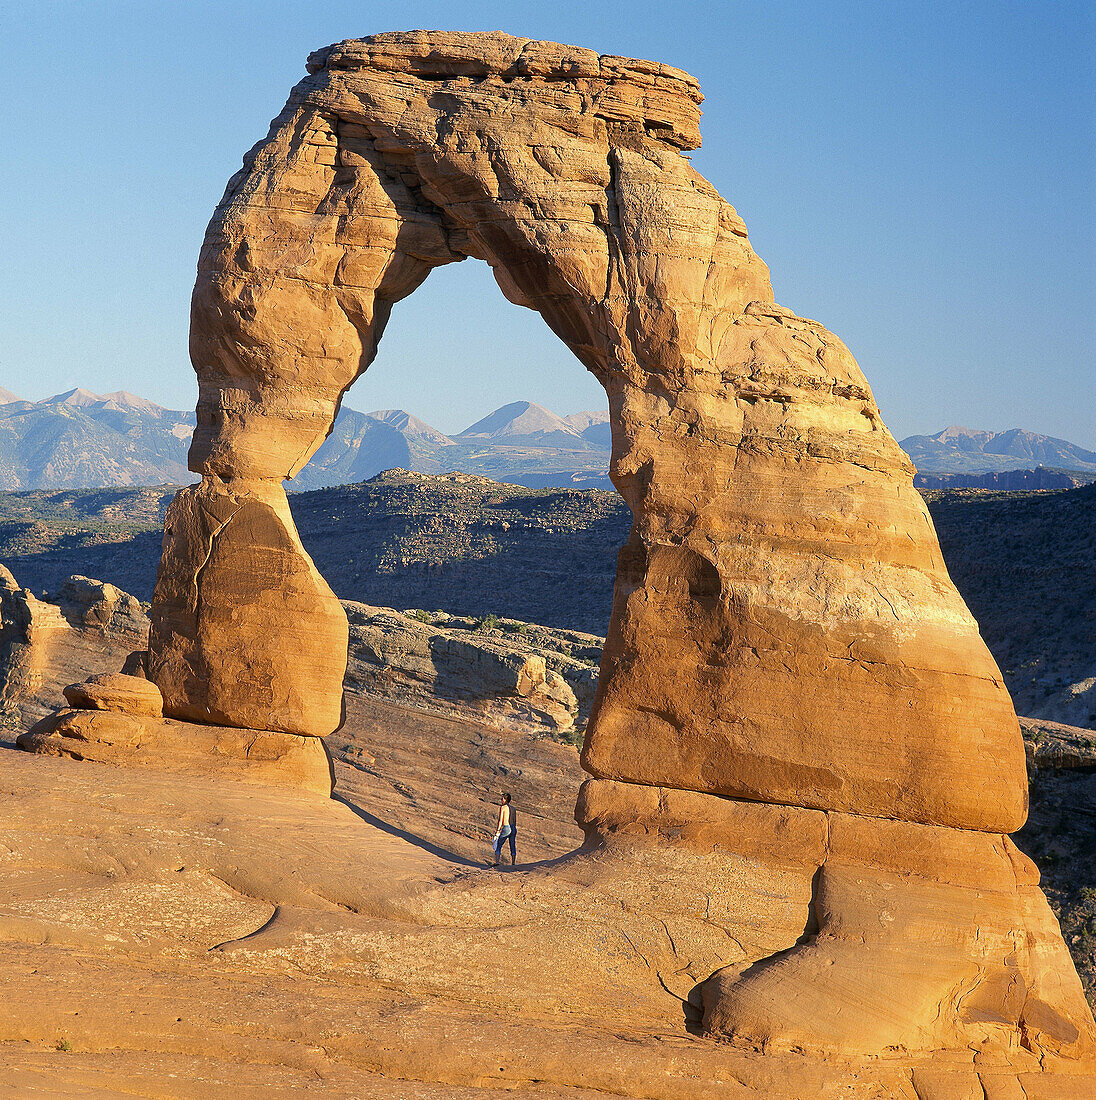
[
  {"x1": 332, "y1": 792, "x2": 484, "y2": 868},
  {"x1": 332, "y1": 791, "x2": 582, "y2": 872}
]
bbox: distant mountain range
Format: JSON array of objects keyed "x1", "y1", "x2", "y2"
[
  {"x1": 899, "y1": 426, "x2": 1096, "y2": 476},
  {"x1": 0, "y1": 388, "x2": 195, "y2": 489},
  {"x1": 0, "y1": 391, "x2": 613, "y2": 491},
  {"x1": 4, "y1": 386, "x2": 1093, "y2": 490},
  {"x1": 292, "y1": 400, "x2": 611, "y2": 492}
]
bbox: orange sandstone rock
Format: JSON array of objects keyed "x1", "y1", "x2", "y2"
[
  {"x1": 162, "y1": 29, "x2": 1023, "y2": 831},
  {"x1": 125, "y1": 30, "x2": 1091, "y2": 1066},
  {"x1": 148, "y1": 477, "x2": 347, "y2": 737},
  {"x1": 63, "y1": 672, "x2": 163, "y2": 718},
  {"x1": 17, "y1": 708, "x2": 333, "y2": 795}
]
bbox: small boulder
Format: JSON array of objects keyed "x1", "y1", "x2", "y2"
[{"x1": 63, "y1": 672, "x2": 163, "y2": 718}]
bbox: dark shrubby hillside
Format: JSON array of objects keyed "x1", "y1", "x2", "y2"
[
  {"x1": 2, "y1": 475, "x2": 1093, "y2": 709},
  {"x1": 923, "y1": 483, "x2": 1096, "y2": 723},
  {"x1": 291, "y1": 470, "x2": 629, "y2": 635}
]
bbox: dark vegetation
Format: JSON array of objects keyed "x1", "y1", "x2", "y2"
[
  {"x1": 1017, "y1": 766, "x2": 1096, "y2": 998},
  {"x1": 4, "y1": 476, "x2": 1093, "y2": 700},
  {"x1": 923, "y1": 482, "x2": 1096, "y2": 722}
]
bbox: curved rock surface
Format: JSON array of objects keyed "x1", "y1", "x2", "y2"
[
  {"x1": 63, "y1": 672, "x2": 163, "y2": 717},
  {"x1": 153, "y1": 29, "x2": 1025, "y2": 831},
  {"x1": 149, "y1": 477, "x2": 347, "y2": 736}
]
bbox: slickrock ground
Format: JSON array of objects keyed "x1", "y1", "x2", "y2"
[
  {"x1": 1, "y1": 566, "x2": 1094, "y2": 1094},
  {"x1": 3, "y1": 732, "x2": 1095, "y2": 1098}
]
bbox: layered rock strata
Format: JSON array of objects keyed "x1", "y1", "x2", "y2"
[
  {"x1": 0, "y1": 565, "x2": 65, "y2": 715},
  {"x1": 1, "y1": 568, "x2": 143, "y2": 730},
  {"x1": 63, "y1": 672, "x2": 164, "y2": 717},
  {"x1": 20, "y1": 685, "x2": 332, "y2": 796},
  {"x1": 343, "y1": 602, "x2": 595, "y2": 734},
  {"x1": 124, "y1": 28, "x2": 1091, "y2": 1063},
  {"x1": 8, "y1": 565, "x2": 335, "y2": 792},
  {"x1": 579, "y1": 780, "x2": 1095, "y2": 1060}
]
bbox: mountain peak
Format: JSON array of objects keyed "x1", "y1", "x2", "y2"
[
  {"x1": 366, "y1": 408, "x2": 453, "y2": 446},
  {"x1": 456, "y1": 401, "x2": 580, "y2": 441},
  {"x1": 564, "y1": 410, "x2": 610, "y2": 431},
  {"x1": 100, "y1": 390, "x2": 169, "y2": 414},
  {"x1": 0, "y1": 386, "x2": 19, "y2": 405},
  {"x1": 900, "y1": 426, "x2": 1096, "y2": 475},
  {"x1": 44, "y1": 387, "x2": 103, "y2": 406}
]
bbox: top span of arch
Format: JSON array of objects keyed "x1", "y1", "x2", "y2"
[
  {"x1": 304, "y1": 30, "x2": 704, "y2": 150},
  {"x1": 189, "y1": 29, "x2": 773, "y2": 487}
]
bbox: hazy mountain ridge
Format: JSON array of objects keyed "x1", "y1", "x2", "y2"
[
  {"x1": 0, "y1": 391, "x2": 613, "y2": 492},
  {"x1": 294, "y1": 400, "x2": 613, "y2": 491},
  {"x1": 900, "y1": 425, "x2": 1096, "y2": 475},
  {"x1": 914, "y1": 468, "x2": 1096, "y2": 491},
  {"x1": 8, "y1": 385, "x2": 1096, "y2": 491},
  {"x1": 0, "y1": 389, "x2": 196, "y2": 490}
]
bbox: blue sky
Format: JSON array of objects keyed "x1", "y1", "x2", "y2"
[{"x1": 1, "y1": 1, "x2": 1093, "y2": 444}]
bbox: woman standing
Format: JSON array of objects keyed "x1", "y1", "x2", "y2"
[{"x1": 491, "y1": 793, "x2": 517, "y2": 867}]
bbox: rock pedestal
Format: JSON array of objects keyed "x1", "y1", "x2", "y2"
[
  {"x1": 148, "y1": 477, "x2": 347, "y2": 737},
  {"x1": 19, "y1": 685, "x2": 333, "y2": 796}
]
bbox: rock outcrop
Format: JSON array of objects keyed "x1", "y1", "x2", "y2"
[
  {"x1": 344, "y1": 602, "x2": 597, "y2": 735},
  {"x1": 1022, "y1": 716, "x2": 1096, "y2": 771},
  {"x1": 148, "y1": 477, "x2": 347, "y2": 736},
  {"x1": 162, "y1": 28, "x2": 1025, "y2": 829},
  {"x1": 19, "y1": 707, "x2": 332, "y2": 795},
  {"x1": 22, "y1": 28, "x2": 1091, "y2": 1074},
  {"x1": 1, "y1": 567, "x2": 140, "y2": 732},
  {"x1": 63, "y1": 672, "x2": 164, "y2": 717},
  {"x1": 1, "y1": 566, "x2": 65, "y2": 716}
]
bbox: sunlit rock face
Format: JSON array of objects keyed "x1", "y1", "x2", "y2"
[
  {"x1": 64, "y1": 29, "x2": 1096, "y2": 1065},
  {"x1": 160, "y1": 31, "x2": 1023, "y2": 833}
]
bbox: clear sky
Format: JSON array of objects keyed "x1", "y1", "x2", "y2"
[{"x1": 2, "y1": 1, "x2": 1093, "y2": 444}]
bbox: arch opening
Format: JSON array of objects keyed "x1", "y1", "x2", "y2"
[{"x1": 151, "y1": 29, "x2": 1027, "y2": 838}]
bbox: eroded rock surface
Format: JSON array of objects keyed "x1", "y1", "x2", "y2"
[
  {"x1": 157, "y1": 29, "x2": 1027, "y2": 831},
  {"x1": 63, "y1": 672, "x2": 163, "y2": 718},
  {"x1": 344, "y1": 602, "x2": 597, "y2": 735},
  {"x1": 1, "y1": 567, "x2": 147, "y2": 734},
  {"x1": 18, "y1": 709, "x2": 332, "y2": 795},
  {"x1": 148, "y1": 477, "x2": 347, "y2": 736},
  {"x1": 5, "y1": 564, "x2": 1096, "y2": 1088}
]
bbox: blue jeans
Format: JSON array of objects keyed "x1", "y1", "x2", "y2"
[{"x1": 493, "y1": 825, "x2": 516, "y2": 864}]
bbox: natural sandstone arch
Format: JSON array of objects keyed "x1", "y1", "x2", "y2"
[
  {"x1": 136, "y1": 29, "x2": 1096, "y2": 1062},
  {"x1": 150, "y1": 30, "x2": 1024, "y2": 831}
]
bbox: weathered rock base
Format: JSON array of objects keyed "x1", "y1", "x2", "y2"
[
  {"x1": 148, "y1": 477, "x2": 348, "y2": 737},
  {"x1": 17, "y1": 709, "x2": 333, "y2": 796},
  {"x1": 578, "y1": 779, "x2": 1096, "y2": 1064},
  {"x1": 2, "y1": 747, "x2": 1093, "y2": 1096}
]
